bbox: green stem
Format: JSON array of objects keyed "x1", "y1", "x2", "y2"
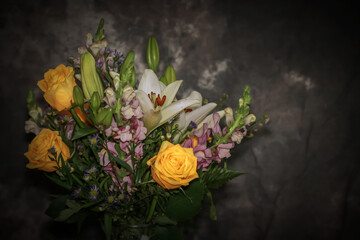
[
  {"x1": 146, "y1": 195, "x2": 158, "y2": 223},
  {"x1": 71, "y1": 174, "x2": 83, "y2": 186},
  {"x1": 211, "y1": 116, "x2": 243, "y2": 149},
  {"x1": 70, "y1": 108, "x2": 86, "y2": 128}
]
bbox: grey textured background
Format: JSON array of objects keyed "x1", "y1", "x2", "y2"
[{"x1": 1, "y1": 0, "x2": 360, "y2": 239}]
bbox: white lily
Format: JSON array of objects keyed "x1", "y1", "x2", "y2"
[
  {"x1": 135, "y1": 69, "x2": 201, "y2": 133},
  {"x1": 172, "y1": 97, "x2": 217, "y2": 142}
]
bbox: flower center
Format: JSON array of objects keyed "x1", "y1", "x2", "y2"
[{"x1": 148, "y1": 92, "x2": 166, "y2": 108}]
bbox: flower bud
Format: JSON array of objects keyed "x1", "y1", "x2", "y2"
[
  {"x1": 110, "y1": 71, "x2": 119, "y2": 79},
  {"x1": 89, "y1": 91, "x2": 101, "y2": 112},
  {"x1": 146, "y1": 36, "x2": 159, "y2": 73},
  {"x1": 80, "y1": 52, "x2": 104, "y2": 100},
  {"x1": 244, "y1": 114, "x2": 256, "y2": 125},
  {"x1": 95, "y1": 108, "x2": 113, "y2": 127},
  {"x1": 104, "y1": 88, "x2": 116, "y2": 106},
  {"x1": 163, "y1": 65, "x2": 176, "y2": 86},
  {"x1": 26, "y1": 89, "x2": 36, "y2": 110},
  {"x1": 239, "y1": 98, "x2": 244, "y2": 107},
  {"x1": 120, "y1": 51, "x2": 135, "y2": 84},
  {"x1": 224, "y1": 107, "x2": 234, "y2": 125},
  {"x1": 73, "y1": 85, "x2": 84, "y2": 107},
  {"x1": 113, "y1": 76, "x2": 121, "y2": 90},
  {"x1": 130, "y1": 68, "x2": 136, "y2": 87}
]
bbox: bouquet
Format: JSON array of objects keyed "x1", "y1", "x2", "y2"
[{"x1": 24, "y1": 19, "x2": 268, "y2": 239}]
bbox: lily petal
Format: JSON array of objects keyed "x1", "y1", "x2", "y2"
[
  {"x1": 161, "y1": 80, "x2": 183, "y2": 108},
  {"x1": 147, "y1": 98, "x2": 200, "y2": 134},
  {"x1": 179, "y1": 103, "x2": 217, "y2": 130},
  {"x1": 138, "y1": 69, "x2": 161, "y2": 95},
  {"x1": 135, "y1": 90, "x2": 155, "y2": 113},
  {"x1": 184, "y1": 91, "x2": 202, "y2": 109}
]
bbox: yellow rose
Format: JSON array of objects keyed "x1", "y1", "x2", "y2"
[
  {"x1": 147, "y1": 141, "x2": 199, "y2": 189},
  {"x1": 37, "y1": 64, "x2": 77, "y2": 112},
  {"x1": 24, "y1": 128, "x2": 70, "y2": 172}
]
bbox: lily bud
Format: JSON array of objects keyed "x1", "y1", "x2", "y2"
[
  {"x1": 95, "y1": 108, "x2": 113, "y2": 127},
  {"x1": 224, "y1": 107, "x2": 234, "y2": 125},
  {"x1": 26, "y1": 89, "x2": 36, "y2": 110},
  {"x1": 163, "y1": 65, "x2": 176, "y2": 86},
  {"x1": 244, "y1": 114, "x2": 256, "y2": 125},
  {"x1": 73, "y1": 85, "x2": 84, "y2": 107},
  {"x1": 120, "y1": 51, "x2": 135, "y2": 84},
  {"x1": 89, "y1": 91, "x2": 101, "y2": 112},
  {"x1": 159, "y1": 76, "x2": 167, "y2": 86},
  {"x1": 80, "y1": 52, "x2": 104, "y2": 100},
  {"x1": 104, "y1": 88, "x2": 116, "y2": 106},
  {"x1": 146, "y1": 36, "x2": 159, "y2": 73},
  {"x1": 130, "y1": 67, "x2": 136, "y2": 87}
]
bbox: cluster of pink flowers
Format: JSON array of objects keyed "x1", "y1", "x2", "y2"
[
  {"x1": 98, "y1": 86, "x2": 147, "y2": 192},
  {"x1": 182, "y1": 112, "x2": 247, "y2": 170}
]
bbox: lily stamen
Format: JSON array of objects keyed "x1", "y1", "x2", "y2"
[{"x1": 148, "y1": 92, "x2": 166, "y2": 108}]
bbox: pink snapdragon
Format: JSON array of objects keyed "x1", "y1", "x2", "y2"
[{"x1": 182, "y1": 112, "x2": 241, "y2": 170}]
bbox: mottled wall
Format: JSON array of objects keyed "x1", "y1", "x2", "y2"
[{"x1": 1, "y1": 0, "x2": 360, "y2": 239}]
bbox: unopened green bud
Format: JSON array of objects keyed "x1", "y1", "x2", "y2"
[
  {"x1": 95, "y1": 108, "x2": 113, "y2": 127},
  {"x1": 239, "y1": 98, "x2": 244, "y2": 107},
  {"x1": 81, "y1": 52, "x2": 104, "y2": 100},
  {"x1": 146, "y1": 36, "x2": 159, "y2": 73},
  {"x1": 163, "y1": 65, "x2": 176, "y2": 86},
  {"x1": 130, "y1": 67, "x2": 136, "y2": 87},
  {"x1": 159, "y1": 76, "x2": 167, "y2": 86},
  {"x1": 73, "y1": 85, "x2": 84, "y2": 107},
  {"x1": 120, "y1": 51, "x2": 135, "y2": 84},
  {"x1": 26, "y1": 89, "x2": 36, "y2": 110},
  {"x1": 90, "y1": 91, "x2": 101, "y2": 112}
]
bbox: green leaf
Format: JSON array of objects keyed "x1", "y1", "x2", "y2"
[
  {"x1": 153, "y1": 215, "x2": 177, "y2": 226},
  {"x1": 201, "y1": 165, "x2": 244, "y2": 189},
  {"x1": 104, "y1": 213, "x2": 112, "y2": 240},
  {"x1": 110, "y1": 154, "x2": 133, "y2": 173},
  {"x1": 66, "y1": 199, "x2": 81, "y2": 210},
  {"x1": 44, "y1": 173, "x2": 72, "y2": 190},
  {"x1": 155, "y1": 226, "x2": 183, "y2": 240},
  {"x1": 165, "y1": 180, "x2": 205, "y2": 222},
  {"x1": 71, "y1": 127, "x2": 98, "y2": 140},
  {"x1": 206, "y1": 190, "x2": 217, "y2": 220},
  {"x1": 55, "y1": 207, "x2": 80, "y2": 222},
  {"x1": 45, "y1": 195, "x2": 69, "y2": 219}
]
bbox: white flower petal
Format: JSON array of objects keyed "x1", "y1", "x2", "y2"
[
  {"x1": 159, "y1": 81, "x2": 166, "y2": 91},
  {"x1": 147, "y1": 98, "x2": 200, "y2": 134},
  {"x1": 159, "y1": 99, "x2": 200, "y2": 126},
  {"x1": 183, "y1": 103, "x2": 217, "y2": 129},
  {"x1": 135, "y1": 90, "x2": 155, "y2": 113},
  {"x1": 138, "y1": 69, "x2": 161, "y2": 95},
  {"x1": 184, "y1": 91, "x2": 202, "y2": 109},
  {"x1": 161, "y1": 80, "x2": 183, "y2": 108}
]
